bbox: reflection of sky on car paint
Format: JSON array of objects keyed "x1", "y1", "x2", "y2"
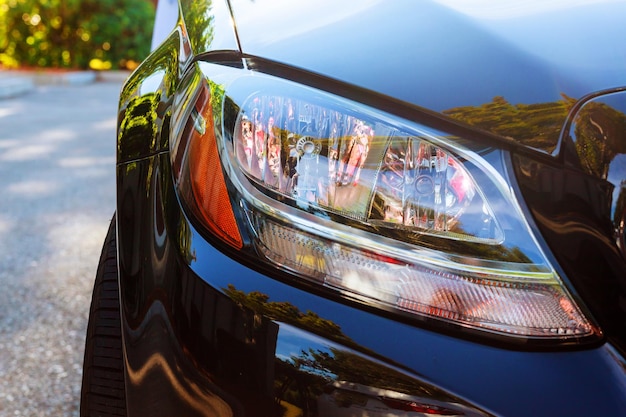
[
  {"x1": 276, "y1": 325, "x2": 337, "y2": 378},
  {"x1": 139, "y1": 70, "x2": 166, "y2": 96},
  {"x1": 436, "y1": 0, "x2": 626, "y2": 99},
  {"x1": 609, "y1": 154, "x2": 626, "y2": 213},
  {"x1": 436, "y1": 0, "x2": 626, "y2": 69},
  {"x1": 433, "y1": 0, "x2": 625, "y2": 18},
  {"x1": 232, "y1": 0, "x2": 383, "y2": 46}
]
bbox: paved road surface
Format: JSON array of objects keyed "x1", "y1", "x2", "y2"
[{"x1": 0, "y1": 80, "x2": 122, "y2": 416}]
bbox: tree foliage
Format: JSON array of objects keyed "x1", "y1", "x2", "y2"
[{"x1": 0, "y1": 0, "x2": 155, "y2": 69}]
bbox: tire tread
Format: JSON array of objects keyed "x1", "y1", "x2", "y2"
[{"x1": 80, "y1": 216, "x2": 127, "y2": 417}]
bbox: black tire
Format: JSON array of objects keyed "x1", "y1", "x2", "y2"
[{"x1": 80, "y1": 216, "x2": 127, "y2": 416}]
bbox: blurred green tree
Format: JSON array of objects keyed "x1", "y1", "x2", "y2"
[{"x1": 0, "y1": 0, "x2": 155, "y2": 69}]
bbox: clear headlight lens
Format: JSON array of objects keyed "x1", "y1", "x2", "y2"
[
  {"x1": 174, "y1": 67, "x2": 598, "y2": 343},
  {"x1": 234, "y1": 95, "x2": 502, "y2": 244}
]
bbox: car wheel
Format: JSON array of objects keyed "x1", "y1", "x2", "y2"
[{"x1": 80, "y1": 215, "x2": 127, "y2": 416}]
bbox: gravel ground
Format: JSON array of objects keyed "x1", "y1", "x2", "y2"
[{"x1": 0, "y1": 80, "x2": 122, "y2": 416}]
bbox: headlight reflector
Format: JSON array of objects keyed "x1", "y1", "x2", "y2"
[{"x1": 234, "y1": 94, "x2": 503, "y2": 244}]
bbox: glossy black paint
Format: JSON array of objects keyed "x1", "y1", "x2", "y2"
[
  {"x1": 514, "y1": 89, "x2": 626, "y2": 355},
  {"x1": 110, "y1": 0, "x2": 626, "y2": 416},
  {"x1": 116, "y1": 150, "x2": 626, "y2": 416}
]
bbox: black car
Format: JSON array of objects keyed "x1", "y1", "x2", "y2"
[{"x1": 80, "y1": 1, "x2": 626, "y2": 416}]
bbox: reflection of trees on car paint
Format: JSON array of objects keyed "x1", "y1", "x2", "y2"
[
  {"x1": 571, "y1": 100, "x2": 626, "y2": 179},
  {"x1": 118, "y1": 92, "x2": 161, "y2": 159},
  {"x1": 288, "y1": 347, "x2": 450, "y2": 401},
  {"x1": 225, "y1": 285, "x2": 482, "y2": 416},
  {"x1": 182, "y1": 0, "x2": 215, "y2": 53},
  {"x1": 225, "y1": 284, "x2": 348, "y2": 344},
  {"x1": 443, "y1": 94, "x2": 577, "y2": 153},
  {"x1": 566, "y1": 95, "x2": 626, "y2": 256}
]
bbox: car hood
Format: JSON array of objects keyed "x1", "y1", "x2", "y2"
[{"x1": 228, "y1": 0, "x2": 626, "y2": 153}]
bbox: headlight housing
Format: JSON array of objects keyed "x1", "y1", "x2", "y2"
[{"x1": 172, "y1": 62, "x2": 600, "y2": 346}]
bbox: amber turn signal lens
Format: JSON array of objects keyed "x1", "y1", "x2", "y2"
[{"x1": 181, "y1": 83, "x2": 243, "y2": 249}]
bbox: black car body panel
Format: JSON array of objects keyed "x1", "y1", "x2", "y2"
[
  {"x1": 105, "y1": 1, "x2": 626, "y2": 416},
  {"x1": 514, "y1": 89, "x2": 626, "y2": 355}
]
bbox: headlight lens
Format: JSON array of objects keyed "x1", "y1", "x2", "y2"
[
  {"x1": 234, "y1": 94, "x2": 502, "y2": 244},
  {"x1": 173, "y1": 65, "x2": 599, "y2": 344}
]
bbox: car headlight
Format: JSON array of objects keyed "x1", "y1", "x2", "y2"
[{"x1": 172, "y1": 62, "x2": 599, "y2": 346}]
